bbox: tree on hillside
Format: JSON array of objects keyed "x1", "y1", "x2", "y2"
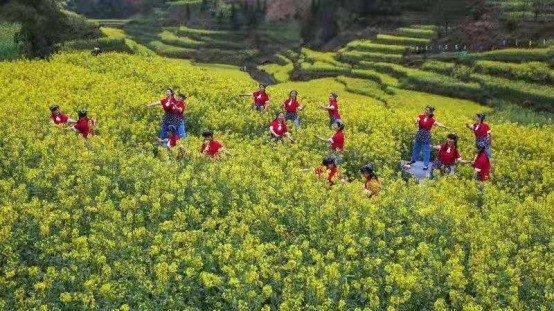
[{"x1": 0, "y1": 0, "x2": 99, "y2": 58}]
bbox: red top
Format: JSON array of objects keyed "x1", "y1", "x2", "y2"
[
  {"x1": 253, "y1": 91, "x2": 269, "y2": 106},
  {"x1": 330, "y1": 131, "x2": 345, "y2": 151},
  {"x1": 283, "y1": 99, "x2": 300, "y2": 113},
  {"x1": 364, "y1": 177, "x2": 380, "y2": 196},
  {"x1": 418, "y1": 114, "x2": 436, "y2": 130},
  {"x1": 161, "y1": 97, "x2": 176, "y2": 113},
  {"x1": 471, "y1": 122, "x2": 491, "y2": 138},
  {"x1": 328, "y1": 100, "x2": 341, "y2": 119},
  {"x1": 201, "y1": 140, "x2": 223, "y2": 157},
  {"x1": 172, "y1": 100, "x2": 185, "y2": 119},
  {"x1": 168, "y1": 135, "x2": 180, "y2": 148},
  {"x1": 74, "y1": 118, "x2": 90, "y2": 138},
  {"x1": 437, "y1": 144, "x2": 461, "y2": 165},
  {"x1": 315, "y1": 166, "x2": 339, "y2": 185},
  {"x1": 473, "y1": 152, "x2": 491, "y2": 181},
  {"x1": 270, "y1": 120, "x2": 288, "y2": 136},
  {"x1": 51, "y1": 113, "x2": 69, "y2": 125}
]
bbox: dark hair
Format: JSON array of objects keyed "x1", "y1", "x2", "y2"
[
  {"x1": 177, "y1": 93, "x2": 186, "y2": 99},
  {"x1": 446, "y1": 133, "x2": 459, "y2": 149},
  {"x1": 361, "y1": 163, "x2": 378, "y2": 179},
  {"x1": 322, "y1": 156, "x2": 336, "y2": 166},
  {"x1": 476, "y1": 141, "x2": 488, "y2": 155},
  {"x1": 49, "y1": 105, "x2": 59, "y2": 112},
  {"x1": 167, "y1": 88, "x2": 175, "y2": 95},
  {"x1": 275, "y1": 111, "x2": 284, "y2": 119},
  {"x1": 334, "y1": 120, "x2": 345, "y2": 131},
  {"x1": 425, "y1": 105, "x2": 435, "y2": 118},
  {"x1": 259, "y1": 84, "x2": 266, "y2": 89},
  {"x1": 78, "y1": 109, "x2": 87, "y2": 119},
  {"x1": 330, "y1": 92, "x2": 338, "y2": 99},
  {"x1": 289, "y1": 90, "x2": 298, "y2": 97},
  {"x1": 476, "y1": 113, "x2": 486, "y2": 122},
  {"x1": 168, "y1": 125, "x2": 177, "y2": 133},
  {"x1": 202, "y1": 130, "x2": 214, "y2": 138}
]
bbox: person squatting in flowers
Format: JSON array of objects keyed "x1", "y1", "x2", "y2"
[
  {"x1": 201, "y1": 130, "x2": 234, "y2": 158},
  {"x1": 317, "y1": 92, "x2": 341, "y2": 128},
  {"x1": 430, "y1": 133, "x2": 464, "y2": 179},
  {"x1": 241, "y1": 84, "x2": 270, "y2": 112},
  {"x1": 269, "y1": 111, "x2": 295, "y2": 143},
  {"x1": 315, "y1": 156, "x2": 342, "y2": 187},
  {"x1": 466, "y1": 113, "x2": 492, "y2": 158},
  {"x1": 315, "y1": 119, "x2": 345, "y2": 154},
  {"x1": 406, "y1": 105, "x2": 451, "y2": 170},
  {"x1": 147, "y1": 88, "x2": 177, "y2": 139},
  {"x1": 71, "y1": 109, "x2": 96, "y2": 138},
  {"x1": 50, "y1": 105, "x2": 76, "y2": 125},
  {"x1": 157, "y1": 125, "x2": 186, "y2": 158},
  {"x1": 360, "y1": 163, "x2": 380, "y2": 198},
  {"x1": 472, "y1": 141, "x2": 491, "y2": 182},
  {"x1": 282, "y1": 90, "x2": 304, "y2": 130}
]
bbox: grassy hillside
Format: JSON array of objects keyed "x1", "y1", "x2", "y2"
[
  {"x1": 0, "y1": 51, "x2": 553, "y2": 309},
  {"x1": 0, "y1": 23, "x2": 20, "y2": 60}
]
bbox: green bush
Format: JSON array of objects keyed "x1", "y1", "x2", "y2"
[
  {"x1": 0, "y1": 23, "x2": 20, "y2": 60},
  {"x1": 346, "y1": 40, "x2": 407, "y2": 54},
  {"x1": 373, "y1": 34, "x2": 430, "y2": 46},
  {"x1": 421, "y1": 60, "x2": 455, "y2": 75},
  {"x1": 396, "y1": 27, "x2": 436, "y2": 39},
  {"x1": 474, "y1": 60, "x2": 553, "y2": 83},
  {"x1": 338, "y1": 50, "x2": 403, "y2": 64},
  {"x1": 467, "y1": 48, "x2": 554, "y2": 64}
]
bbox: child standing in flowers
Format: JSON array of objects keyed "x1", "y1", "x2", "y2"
[
  {"x1": 361, "y1": 163, "x2": 380, "y2": 198},
  {"x1": 282, "y1": 90, "x2": 304, "y2": 130},
  {"x1": 201, "y1": 130, "x2": 234, "y2": 158},
  {"x1": 269, "y1": 112, "x2": 295, "y2": 142},
  {"x1": 315, "y1": 156, "x2": 342, "y2": 186},
  {"x1": 241, "y1": 84, "x2": 270, "y2": 112},
  {"x1": 466, "y1": 113, "x2": 492, "y2": 157},
  {"x1": 317, "y1": 92, "x2": 341, "y2": 127},
  {"x1": 72, "y1": 109, "x2": 96, "y2": 138},
  {"x1": 430, "y1": 133, "x2": 464, "y2": 179},
  {"x1": 472, "y1": 141, "x2": 491, "y2": 182},
  {"x1": 147, "y1": 88, "x2": 177, "y2": 139},
  {"x1": 315, "y1": 120, "x2": 345, "y2": 154},
  {"x1": 49, "y1": 105, "x2": 76, "y2": 125},
  {"x1": 406, "y1": 105, "x2": 450, "y2": 170}
]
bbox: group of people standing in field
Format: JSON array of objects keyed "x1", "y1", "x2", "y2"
[{"x1": 49, "y1": 83, "x2": 492, "y2": 197}]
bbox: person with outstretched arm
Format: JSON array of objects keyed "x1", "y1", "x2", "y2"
[
  {"x1": 240, "y1": 84, "x2": 270, "y2": 112},
  {"x1": 50, "y1": 105, "x2": 77, "y2": 125},
  {"x1": 315, "y1": 120, "x2": 345, "y2": 153},
  {"x1": 466, "y1": 113, "x2": 492, "y2": 158},
  {"x1": 283, "y1": 90, "x2": 304, "y2": 130},
  {"x1": 430, "y1": 133, "x2": 464, "y2": 179},
  {"x1": 147, "y1": 88, "x2": 177, "y2": 139},
  {"x1": 269, "y1": 112, "x2": 295, "y2": 142},
  {"x1": 314, "y1": 156, "x2": 342, "y2": 187},
  {"x1": 201, "y1": 130, "x2": 234, "y2": 158},
  {"x1": 405, "y1": 105, "x2": 450, "y2": 171},
  {"x1": 317, "y1": 92, "x2": 341, "y2": 127},
  {"x1": 361, "y1": 163, "x2": 380, "y2": 198}
]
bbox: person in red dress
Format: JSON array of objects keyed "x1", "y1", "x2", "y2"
[
  {"x1": 317, "y1": 92, "x2": 341, "y2": 127},
  {"x1": 314, "y1": 156, "x2": 341, "y2": 187},
  {"x1": 361, "y1": 163, "x2": 380, "y2": 198},
  {"x1": 50, "y1": 105, "x2": 76, "y2": 125},
  {"x1": 315, "y1": 120, "x2": 345, "y2": 153},
  {"x1": 147, "y1": 88, "x2": 177, "y2": 139},
  {"x1": 201, "y1": 130, "x2": 234, "y2": 158},
  {"x1": 72, "y1": 109, "x2": 96, "y2": 138},
  {"x1": 282, "y1": 90, "x2": 304, "y2": 130},
  {"x1": 466, "y1": 113, "x2": 492, "y2": 158},
  {"x1": 472, "y1": 141, "x2": 491, "y2": 182},
  {"x1": 240, "y1": 84, "x2": 270, "y2": 111},
  {"x1": 269, "y1": 112, "x2": 295, "y2": 142},
  {"x1": 430, "y1": 134, "x2": 464, "y2": 179}
]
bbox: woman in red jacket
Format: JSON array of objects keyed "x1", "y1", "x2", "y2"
[
  {"x1": 201, "y1": 130, "x2": 234, "y2": 158},
  {"x1": 241, "y1": 84, "x2": 270, "y2": 112},
  {"x1": 315, "y1": 156, "x2": 340, "y2": 187},
  {"x1": 317, "y1": 92, "x2": 341, "y2": 128},
  {"x1": 472, "y1": 141, "x2": 491, "y2": 182},
  {"x1": 50, "y1": 105, "x2": 76, "y2": 125},
  {"x1": 315, "y1": 120, "x2": 345, "y2": 153},
  {"x1": 72, "y1": 109, "x2": 96, "y2": 138},
  {"x1": 430, "y1": 134, "x2": 463, "y2": 179},
  {"x1": 269, "y1": 112, "x2": 295, "y2": 142},
  {"x1": 147, "y1": 88, "x2": 177, "y2": 139},
  {"x1": 283, "y1": 90, "x2": 304, "y2": 130},
  {"x1": 466, "y1": 113, "x2": 492, "y2": 158}
]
